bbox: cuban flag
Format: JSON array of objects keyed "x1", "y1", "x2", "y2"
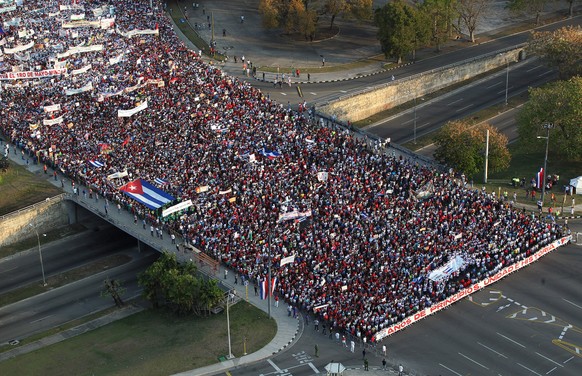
[
  {"x1": 259, "y1": 148, "x2": 281, "y2": 159},
  {"x1": 536, "y1": 167, "x2": 544, "y2": 189},
  {"x1": 154, "y1": 177, "x2": 169, "y2": 186},
  {"x1": 89, "y1": 160, "x2": 105, "y2": 168},
  {"x1": 259, "y1": 277, "x2": 278, "y2": 300},
  {"x1": 119, "y1": 178, "x2": 175, "y2": 210}
]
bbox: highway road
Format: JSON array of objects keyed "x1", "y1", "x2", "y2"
[
  {"x1": 363, "y1": 58, "x2": 557, "y2": 144},
  {"x1": 0, "y1": 225, "x2": 135, "y2": 294},
  {"x1": 248, "y1": 16, "x2": 581, "y2": 107}
]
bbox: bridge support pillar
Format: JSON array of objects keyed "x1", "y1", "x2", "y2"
[{"x1": 137, "y1": 239, "x2": 143, "y2": 253}]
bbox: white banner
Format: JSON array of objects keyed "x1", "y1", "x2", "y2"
[
  {"x1": 373, "y1": 236, "x2": 571, "y2": 342},
  {"x1": 0, "y1": 68, "x2": 66, "y2": 80},
  {"x1": 72, "y1": 64, "x2": 91, "y2": 75},
  {"x1": 70, "y1": 13, "x2": 86, "y2": 21},
  {"x1": 117, "y1": 100, "x2": 148, "y2": 117},
  {"x1": 0, "y1": 5, "x2": 16, "y2": 13},
  {"x1": 162, "y1": 199, "x2": 193, "y2": 217},
  {"x1": 44, "y1": 104, "x2": 61, "y2": 113},
  {"x1": 57, "y1": 44, "x2": 103, "y2": 59},
  {"x1": 219, "y1": 188, "x2": 232, "y2": 195},
  {"x1": 107, "y1": 170, "x2": 128, "y2": 180},
  {"x1": 60, "y1": 4, "x2": 84, "y2": 11},
  {"x1": 100, "y1": 18, "x2": 115, "y2": 29},
  {"x1": 428, "y1": 255, "x2": 466, "y2": 282},
  {"x1": 61, "y1": 20, "x2": 100, "y2": 29},
  {"x1": 280, "y1": 254, "x2": 295, "y2": 266},
  {"x1": 3, "y1": 41, "x2": 34, "y2": 54},
  {"x1": 278, "y1": 210, "x2": 312, "y2": 223},
  {"x1": 108, "y1": 54, "x2": 123, "y2": 65},
  {"x1": 65, "y1": 81, "x2": 93, "y2": 96},
  {"x1": 116, "y1": 27, "x2": 159, "y2": 38},
  {"x1": 317, "y1": 172, "x2": 328, "y2": 182},
  {"x1": 196, "y1": 185, "x2": 210, "y2": 193},
  {"x1": 43, "y1": 115, "x2": 64, "y2": 125}
]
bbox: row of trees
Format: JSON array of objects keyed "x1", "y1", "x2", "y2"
[
  {"x1": 138, "y1": 252, "x2": 224, "y2": 316},
  {"x1": 434, "y1": 26, "x2": 582, "y2": 176},
  {"x1": 258, "y1": 0, "x2": 373, "y2": 38}
]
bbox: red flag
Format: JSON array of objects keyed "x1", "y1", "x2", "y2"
[
  {"x1": 122, "y1": 136, "x2": 130, "y2": 147},
  {"x1": 120, "y1": 179, "x2": 144, "y2": 195}
]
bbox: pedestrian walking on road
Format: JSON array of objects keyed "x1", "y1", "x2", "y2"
[
  {"x1": 314, "y1": 319, "x2": 319, "y2": 331},
  {"x1": 382, "y1": 344, "x2": 386, "y2": 356},
  {"x1": 398, "y1": 364, "x2": 404, "y2": 376},
  {"x1": 362, "y1": 348, "x2": 366, "y2": 359},
  {"x1": 382, "y1": 358, "x2": 387, "y2": 370},
  {"x1": 364, "y1": 358, "x2": 369, "y2": 371},
  {"x1": 314, "y1": 344, "x2": 319, "y2": 357},
  {"x1": 224, "y1": 269, "x2": 228, "y2": 279}
]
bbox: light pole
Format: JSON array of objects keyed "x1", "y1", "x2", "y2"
[
  {"x1": 537, "y1": 123, "x2": 554, "y2": 204},
  {"x1": 267, "y1": 233, "x2": 272, "y2": 319},
  {"x1": 226, "y1": 290, "x2": 234, "y2": 359},
  {"x1": 29, "y1": 223, "x2": 47, "y2": 286},
  {"x1": 504, "y1": 57, "x2": 509, "y2": 106},
  {"x1": 413, "y1": 96, "x2": 418, "y2": 144}
]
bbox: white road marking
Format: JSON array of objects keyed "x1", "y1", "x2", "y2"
[
  {"x1": 487, "y1": 81, "x2": 502, "y2": 89},
  {"x1": 401, "y1": 118, "x2": 415, "y2": 125},
  {"x1": 339, "y1": 90, "x2": 348, "y2": 93},
  {"x1": 563, "y1": 299, "x2": 582, "y2": 310},
  {"x1": 439, "y1": 363, "x2": 463, "y2": 376},
  {"x1": 517, "y1": 363, "x2": 542, "y2": 376},
  {"x1": 546, "y1": 367, "x2": 557, "y2": 374},
  {"x1": 535, "y1": 352, "x2": 563, "y2": 367},
  {"x1": 529, "y1": 317, "x2": 538, "y2": 321},
  {"x1": 478, "y1": 342, "x2": 508, "y2": 358},
  {"x1": 544, "y1": 316, "x2": 556, "y2": 323},
  {"x1": 490, "y1": 290, "x2": 501, "y2": 294},
  {"x1": 458, "y1": 352, "x2": 489, "y2": 369},
  {"x1": 280, "y1": 93, "x2": 287, "y2": 96},
  {"x1": 308, "y1": 362, "x2": 320, "y2": 373},
  {"x1": 527, "y1": 65, "x2": 543, "y2": 72},
  {"x1": 419, "y1": 122, "x2": 430, "y2": 129},
  {"x1": 30, "y1": 315, "x2": 53, "y2": 324},
  {"x1": 497, "y1": 304, "x2": 511, "y2": 312},
  {"x1": 455, "y1": 104, "x2": 473, "y2": 113},
  {"x1": 497, "y1": 332, "x2": 526, "y2": 348},
  {"x1": 564, "y1": 356, "x2": 574, "y2": 363},
  {"x1": 541, "y1": 311, "x2": 546, "y2": 317},
  {"x1": 448, "y1": 98, "x2": 463, "y2": 106},
  {"x1": 310, "y1": 92, "x2": 317, "y2": 96},
  {"x1": 538, "y1": 70, "x2": 553, "y2": 77},
  {"x1": 267, "y1": 359, "x2": 282, "y2": 372},
  {"x1": 507, "y1": 298, "x2": 514, "y2": 302},
  {"x1": 559, "y1": 324, "x2": 572, "y2": 340},
  {"x1": 497, "y1": 88, "x2": 513, "y2": 95}
]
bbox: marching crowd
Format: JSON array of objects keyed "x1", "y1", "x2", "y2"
[{"x1": 0, "y1": 0, "x2": 565, "y2": 340}]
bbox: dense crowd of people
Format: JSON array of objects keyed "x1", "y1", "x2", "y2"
[{"x1": 0, "y1": 0, "x2": 565, "y2": 340}]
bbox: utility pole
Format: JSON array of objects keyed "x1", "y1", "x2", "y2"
[
  {"x1": 538, "y1": 123, "x2": 554, "y2": 204},
  {"x1": 484, "y1": 129, "x2": 489, "y2": 184}
]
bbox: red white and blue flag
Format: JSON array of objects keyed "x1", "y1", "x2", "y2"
[
  {"x1": 259, "y1": 277, "x2": 278, "y2": 300},
  {"x1": 120, "y1": 178, "x2": 175, "y2": 210},
  {"x1": 154, "y1": 177, "x2": 169, "y2": 186},
  {"x1": 536, "y1": 167, "x2": 544, "y2": 189},
  {"x1": 88, "y1": 160, "x2": 105, "y2": 168},
  {"x1": 259, "y1": 148, "x2": 281, "y2": 159}
]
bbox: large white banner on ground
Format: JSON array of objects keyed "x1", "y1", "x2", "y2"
[
  {"x1": 43, "y1": 115, "x2": 64, "y2": 125},
  {"x1": 117, "y1": 100, "x2": 148, "y2": 117},
  {"x1": 72, "y1": 64, "x2": 91, "y2": 75},
  {"x1": 43, "y1": 104, "x2": 61, "y2": 113},
  {"x1": 372, "y1": 236, "x2": 571, "y2": 342},
  {"x1": 57, "y1": 44, "x2": 103, "y2": 59},
  {"x1": 116, "y1": 27, "x2": 159, "y2": 38},
  {"x1": 162, "y1": 200, "x2": 193, "y2": 217},
  {"x1": 3, "y1": 41, "x2": 34, "y2": 54}
]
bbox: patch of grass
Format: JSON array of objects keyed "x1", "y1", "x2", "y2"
[
  {"x1": 258, "y1": 54, "x2": 388, "y2": 74},
  {"x1": 0, "y1": 302, "x2": 276, "y2": 376},
  {"x1": 0, "y1": 254, "x2": 131, "y2": 308},
  {"x1": 0, "y1": 160, "x2": 62, "y2": 216}
]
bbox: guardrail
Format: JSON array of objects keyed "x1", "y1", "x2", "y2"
[{"x1": 0, "y1": 193, "x2": 67, "y2": 222}]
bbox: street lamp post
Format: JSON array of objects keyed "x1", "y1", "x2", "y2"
[
  {"x1": 226, "y1": 291, "x2": 234, "y2": 359},
  {"x1": 29, "y1": 223, "x2": 47, "y2": 286},
  {"x1": 413, "y1": 96, "x2": 417, "y2": 144},
  {"x1": 504, "y1": 57, "x2": 509, "y2": 106},
  {"x1": 537, "y1": 123, "x2": 554, "y2": 205},
  {"x1": 267, "y1": 233, "x2": 272, "y2": 319}
]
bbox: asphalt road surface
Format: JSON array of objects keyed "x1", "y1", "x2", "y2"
[
  {"x1": 0, "y1": 225, "x2": 135, "y2": 294},
  {"x1": 0, "y1": 238, "x2": 158, "y2": 344},
  {"x1": 249, "y1": 17, "x2": 581, "y2": 107},
  {"x1": 363, "y1": 59, "x2": 557, "y2": 144}
]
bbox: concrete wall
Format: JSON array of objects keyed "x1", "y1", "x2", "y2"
[
  {"x1": 318, "y1": 48, "x2": 523, "y2": 123},
  {"x1": 0, "y1": 195, "x2": 76, "y2": 247}
]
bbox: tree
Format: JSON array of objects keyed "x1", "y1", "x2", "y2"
[
  {"x1": 323, "y1": 0, "x2": 373, "y2": 29},
  {"x1": 455, "y1": 0, "x2": 490, "y2": 43},
  {"x1": 375, "y1": 1, "x2": 430, "y2": 63},
  {"x1": 139, "y1": 251, "x2": 224, "y2": 316},
  {"x1": 517, "y1": 77, "x2": 582, "y2": 160},
  {"x1": 421, "y1": 0, "x2": 458, "y2": 52},
  {"x1": 258, "y1": 0, "x2": 279, "y2": 29},
  {"x1": 528, "y1": 26, "x2": 582, "y2": 80},
  {"x1": 506, "y1": 0, "x2": 551, "y2": 25},
  {"x1": 434, "y1": 120, "x2": 510, "y2": 176},
  {"x1": 101, "y1": 278, "x2": 126, "y2": 308}
]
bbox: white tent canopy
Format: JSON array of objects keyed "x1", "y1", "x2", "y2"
[{"x1": 570, "y1": 176, "x2": 582, "y2": 194}]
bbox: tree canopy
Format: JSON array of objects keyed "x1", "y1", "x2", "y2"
[
  {"x1": 517, "y1": 77, "x2": 582, "y2": 160},
  {"x1": 375, "y1": 0, "x2": 430, "y2": 63},
  {"x1": 528, "y1": 25, "x2": 582, "y2": 80},
  {"x1": 434, "y1": 120, "x2": 510, "y2": 176},
  {"x1": 139, "y1": 252, "x2": 224, "y2": 316},
  {"x1": 421, "y1": 0, "x2": 459, "y2": 52},
  {"x1": 506, "y1": 0, "x2": 551, "y2": 25}
]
